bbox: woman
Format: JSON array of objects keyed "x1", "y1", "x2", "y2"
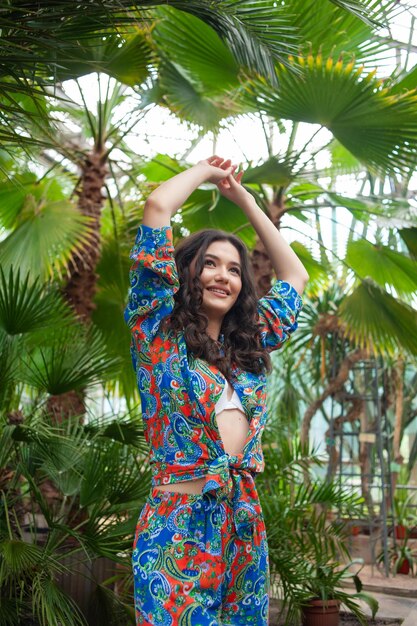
[{"x1": 125, "y1": 156, "x2": 308, "y2": 625}]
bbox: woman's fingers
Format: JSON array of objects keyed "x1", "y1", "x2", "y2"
[
  {"x1": 220, "y1": 159, "x2": 232, "y2": 170},
  {"x1": 207, "y1": 156, "x2": 235, "y2": 171}
]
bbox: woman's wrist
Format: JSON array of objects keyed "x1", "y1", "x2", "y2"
[
  {"x1": 194, "y1": 161, "x2": 213, "y2": 180},
  {"x1": 237, "y1": 194, "x2": 259, "y2": 214}
]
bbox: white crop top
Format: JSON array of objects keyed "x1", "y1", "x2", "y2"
[{"x1": 215, "y1": 380, "x2": 245, "y2": 415}]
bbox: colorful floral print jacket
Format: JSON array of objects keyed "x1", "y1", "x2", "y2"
[{"x1": 125, "y1": 225, "x2": 303, "y2": 535}]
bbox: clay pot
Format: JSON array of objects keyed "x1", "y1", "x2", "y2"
[
  {"x1": 302, "y1": 599, "x2": 340, "y2": 626},
  {"x1": 395, "y1": 524, "x2": 407, "y2": 540},
  {"x1": 397, "y1": 558, "x2": 410, "y2": 575}
]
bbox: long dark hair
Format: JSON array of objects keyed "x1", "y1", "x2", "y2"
[{"x1": 167, "y1": 229, "x2": 271, "y2": 378}]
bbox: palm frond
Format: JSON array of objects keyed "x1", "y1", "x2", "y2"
[
  {"x1": 0, "y1": 267, "x2": 69, "y2": 336},
  {"x1": 0, "y1": 333, "x2": 20, "y2": 403},
  {"x1": 157, "y1": 61, "x2": 237, "y2": 130},
  {"x1": 32, "y1": 574, "x2": 86, "y2": 626},
  {"x1": 346, "y1": 239, "x2": 417, "y2": 297},
  {"x1": 92, "y1": 236, "x2": 139, "y2": 400},
  {"x1": 0, "y1": 597, "x2": 21, "y2": 626},
  {"x1": 289, "y1": 242, "x2": 328, "y2": 286},
  {"x1": 328, "y1": 0, "x2": 381, "y2": 25},
  {"x1": 21, "y1": 325, "x2": 121, "y2": 394},
  {"x1": 0, "y1": 539, "x2": 43, "y2": 577},
  {"x1": 154, "y1": 7, "x2": 241, "y2": 96},
  {"x1": 248, "y1": 53, "x2": 417, "y2": 173},
  {"x1": 390, "y1": 62, "x2": 417, "y2": 94},
  {"x1": 282, "y1": 0, "x2": 398, "y2": 66},
  {"x1": 88, "y1": 584, "x2": 135, "y2": 626},
  {"x1": 339, "y1": 279, "x2": 417, "y2": 355},
  {"x1": 54, "y1": 33, "x2": 153, "y2": 86},
  {"x1": 0, "y1": 198, "x2": 95, "y2": 281},
  {"x1": 86, "y1": 418, "x2": 147, "y2": 451},
  {"x1": 399, "y1": 227, "x2": 417, "y2": 260},
  {"x1": 243, "y1": 155, "x2": 295, "y2": 186}
]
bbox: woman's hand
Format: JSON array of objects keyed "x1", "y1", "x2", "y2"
[
  {"x1": 197, "y1": 156, "x2": 235, "y2": 184},
  {"x1": 217, "y1": 167, "x2": 254, "y2": 208}
]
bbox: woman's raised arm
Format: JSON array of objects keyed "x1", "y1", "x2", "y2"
[
  {"x1": 216, "y1": 160, "x2": 309, "y2": 295},
  {"x1": 143, "y1": 156, "x2": 235, "y2": 228}
]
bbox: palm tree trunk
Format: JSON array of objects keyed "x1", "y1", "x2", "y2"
[
  {"x1": 63, "y1": 149, "x2": 108, "y2": 319},
  {"x1": 47, "y1": 148, "x2": 108, "y2": 424}
]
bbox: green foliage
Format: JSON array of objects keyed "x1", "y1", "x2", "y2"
[
  {"x1": 0, "y1": 412, "x2": 150, "y2": 626},
  {"x1": 339, "y1": 280, "x2": 417, "y2": 355},
  {"x1": 258, "y1": 434, "x2": 377, "y2": 624},
  {"x1": 0, "y1": 196, "x2": 94, "y2": 281},
  {"x1": 248, "y1": 52, "x2": 417, "y2": 172},
  {"x1": 0, "y1": 267, "x2": 68, "y2": 335}
]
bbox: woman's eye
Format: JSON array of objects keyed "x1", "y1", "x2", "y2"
[
  {"x1": 204, "y1": 259, "x2": 215, "y2": 267},
  {"x1": 230, "y1": 267, "x2": 241, "y2": 275}
]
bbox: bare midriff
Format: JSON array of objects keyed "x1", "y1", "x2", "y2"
[{"x1": 156, "y1": 386, "x2": 249, "y2": 496}]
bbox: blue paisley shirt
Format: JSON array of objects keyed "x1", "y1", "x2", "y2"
[{"x1": 125, "y1": 225, "x2": 303, "y2": 533}]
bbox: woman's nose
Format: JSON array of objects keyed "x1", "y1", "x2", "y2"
[{"x1": 215, "y1": 266, "x2": 229, "y2": 281}]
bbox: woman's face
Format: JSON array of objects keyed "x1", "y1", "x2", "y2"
[{"x1": 194, "y1": 240, "x2": 242, "y2": 321}]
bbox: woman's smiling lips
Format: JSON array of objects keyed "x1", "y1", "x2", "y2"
[{"x1": 206, "y1": 286, "x2": 230, "y2": 297}]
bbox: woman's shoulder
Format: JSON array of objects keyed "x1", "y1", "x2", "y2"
[{"x1": 133, "y1": 223, "x2": 174, "y2": 252}]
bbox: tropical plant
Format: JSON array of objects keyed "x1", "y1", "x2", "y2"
[
  {"x1": 0, "y1": 409, "x2": 150, "y2": 626},
  {"x1": 300, "y1": 560, "x2": 378, "y2": 625},
  {"x1": 378, "y1": 536, "x2": 417, "y2": 576},
  {"x1": 256, "y1": 433, "x2": 379, "y2": 624},
  {"x1": 0, "y1": 0, "x2": 386, "y2": 147},
  {"x1": 393, "y1": 490, "x2": 417, "y2": 534},
  {"x1": 0, "y1": 264, "x2": 150, "y2": 625}
]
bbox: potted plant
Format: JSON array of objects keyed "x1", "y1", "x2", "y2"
[
  {"x1": 301, "y1": 560, "x2": 379, "y2": 626},
  {"x1": 379, "y1": 537, "x2": 417, "y2": 576},
  {"x1": 393, "y1": 491, "x2": 417, "y2": 540}
]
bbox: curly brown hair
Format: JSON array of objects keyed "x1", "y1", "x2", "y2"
[{"x1": 166, "y1": 229, "x2": 271, "y2": 378}]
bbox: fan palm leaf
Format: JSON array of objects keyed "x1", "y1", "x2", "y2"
[
  {"x1": 53, "y1": 33, "x2": 154, "y2": 87},
  {"x1": 0, "y1": 539, "x2": 43, "y2": 577},
  {"x1": 0, "y1": 267, "x2": 68, "y2": 336},
  {"x1": 157, "y1": 61, "x2": 239, "y2": 130},
  {"x1": 292, "y1": 0, "x2": 399, "y2": 62},
  {"x1": 0, "y1": 198, "x2": 95, "y2": 281},
  {"x1": 153, "y1": 7, "x2": 241, "y2": 96},
  {"x1": 248, "y1": 53, "x2": 417, "y2": 172},
  {"x1": 0, "y1": 334, "x2": 19, "y2": 407},
  {"x1": 345, "y1": 239, "x2": 417, "y2": 297},
  {"x1": 339, "y1": 279, "x2": 417, "y2": 355},
  {"x1": 399, "y1": 227, "x2": 417, "y2": 259},
  {"x1": 243, "y1": 155, "x2": 295, "y2": 186},
  {"x1": 21, "y1": 325, "x2": 121, "y2": 394},
  {"x1": 0, "y1": 0, "x2": 390, "y2": 150},
  {"x1": 32, "y1": 574, "x2": 86, "y2": 626},
  {"x1": 92, "y1": 237, "x2": 139, "y2": 400},
  {"x1": 389, "y1": 62, "x2": 417, "y2": 94}
]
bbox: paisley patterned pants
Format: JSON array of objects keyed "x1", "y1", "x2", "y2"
[{"x1": 132, "y1": 488, "x2": 269, "y2": 625}]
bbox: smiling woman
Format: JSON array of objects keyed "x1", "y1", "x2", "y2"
[{"x1": 124, "y1": 156, "x2": 308, "y2": 625}]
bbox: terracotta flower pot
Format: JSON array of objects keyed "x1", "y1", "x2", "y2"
[
  {"x1": 396, "y1": 557, "x2": 410, "y2": 575},
  {"x1": 395, "y1": 524, "x2": 407, "y2": 540},
  {"x1": 302, "y1": 599, "x2": 340, "y2": 626}
]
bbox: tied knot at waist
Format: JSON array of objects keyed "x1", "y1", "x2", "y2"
[{"x1": 193, "y1": 454, "x2": 261, "y2": 540}]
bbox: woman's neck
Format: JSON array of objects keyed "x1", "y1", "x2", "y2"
[{"x1": 206, "y1": 320, "x2": 221, "y2": 341}]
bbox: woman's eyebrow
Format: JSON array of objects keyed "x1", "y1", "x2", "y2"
[{"x1": 204, "y1": 253, "x2": 241, "y2": 267}]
